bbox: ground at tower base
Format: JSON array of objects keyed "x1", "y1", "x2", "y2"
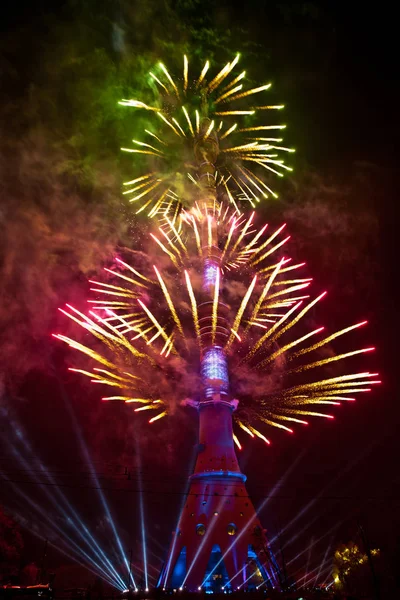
[
  {"x1": 0, "y1": 581, "x2": 378, "y2": 600},
  {"x1": 0, "y1": 587, "x2": 350, "y2": 600}
]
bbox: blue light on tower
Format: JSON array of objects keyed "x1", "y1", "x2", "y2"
[
  {"x1": 201, "y1": 347, "x2": 229, "y2": 398},
  {"x1": 203, "y1": 259, "x2": 219, "y2": 292}
]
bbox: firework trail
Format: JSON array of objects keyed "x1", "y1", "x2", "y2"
[
  {"x1": 55, "y1": 204, "x2": 378, "y2": 448},
  {"x1": 55, "y1": 56, "x2": 378, "y2": 449},
  {"x1": 119, "y1": 54, "x2": 293, "y2": 221}
]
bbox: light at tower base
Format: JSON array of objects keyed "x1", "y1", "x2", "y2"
[
  {"x1": 158, "y1": 347, "x2": 280, "y2": 591},
  {"x1": 158, "y1": 395, "x2": 280, "y2": 591}
]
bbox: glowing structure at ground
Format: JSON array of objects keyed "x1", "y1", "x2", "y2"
[{"x1": 55, "y1": 57, "x2": 379, "y2": 590}]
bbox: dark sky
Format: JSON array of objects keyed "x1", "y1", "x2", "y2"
[{"x1": 0, "y1": 0, "x2": 399, "y2": 592}]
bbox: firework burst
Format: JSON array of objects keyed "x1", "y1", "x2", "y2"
[
  {"x1": 55, "y1": 204, "x2": 379, "y2": 447},
  {"x1": 119, "y1": 55, "x2": 294, "y2": 220}
]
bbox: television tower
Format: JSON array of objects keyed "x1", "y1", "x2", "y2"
[{"x1": 158, "y1": 120, "x2": 280, "y2": 592}]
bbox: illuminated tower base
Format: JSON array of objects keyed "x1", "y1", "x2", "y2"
[{"x1": 158, "y1": 397, "x2": 280, "y2": 591}]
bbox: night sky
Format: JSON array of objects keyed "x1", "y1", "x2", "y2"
[{"x1": 0, "y1": 0, "x2": 399, "y2": 592}]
